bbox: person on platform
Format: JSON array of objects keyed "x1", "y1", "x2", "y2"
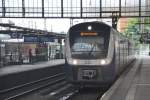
[{"x1": 29, "y1": 49, "x2": 33, "y2": 63}]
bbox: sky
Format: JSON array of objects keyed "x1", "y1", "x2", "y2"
[
  {"x1": 0, "y1": 18, "x2": 112, "y2": 33},
  {"x1": 0, "y1": 18, "x2": 70, "y2": 33}
]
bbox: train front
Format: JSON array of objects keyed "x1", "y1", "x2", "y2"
[{"x1": 65, "y1": 22, "x2": 113, "y2": 86}]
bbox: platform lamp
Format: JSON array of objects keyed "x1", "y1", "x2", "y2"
[{"x1": 0, "y1": 34, "x2": 11, "y2": 67}]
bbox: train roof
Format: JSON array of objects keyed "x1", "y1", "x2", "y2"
[
  {"x1": 71, "y1": 21, "x2": 111, "y2": 28},
  {"x1": 69, "y1": 21, "x2": 112, "y2": 32}
]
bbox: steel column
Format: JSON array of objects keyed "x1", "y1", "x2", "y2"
[
  {"x1": 139, "y1": 0, "x2": 142, "y2": 33},
  {"x1": 61, "y1": 0, "x2": 63, "y2": 18},
  {"x1": 139, "y1": 0, "x2": 141, "y2": 17},
  {"x1": 2, "y1": 0, "x2": 5, "y2": 17},
  {"x1": 22, "y1": 0, "x2": 25, "y2": 17},
  {"x1": 112, "y1": 16, "x2": 118, "y2": 29},
  {"x1": 100, "y1": 0, "x2": 102, "y2": 18},
  {"x1": 42, "y1": 0, "x2": 44, "y2": 18},
  {"x1": 119, "y1": 0, "x2": 121, "y2": 17},
  {"x1": 80, "y1": 0, "x2": 83, "y2": 18}
]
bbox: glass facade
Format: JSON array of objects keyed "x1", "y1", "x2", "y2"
[{"x1": 0, "y1": 0, "x2": 148, "y2": 18}]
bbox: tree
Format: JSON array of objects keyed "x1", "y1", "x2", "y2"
[{"x1": 121, "y1": 18, "x2": 150, "y2": 45}]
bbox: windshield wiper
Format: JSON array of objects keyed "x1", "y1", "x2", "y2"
[{"x1": 89, "y1": 44, "x2": 95, "y2": 56}]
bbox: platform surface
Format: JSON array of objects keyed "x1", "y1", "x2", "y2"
[
  {"x1": 0, "y1": 59, "x2": 65, "y2": 76},
  {"x1": 101, "y1": 56, "x2": 150, "y2": 100}
]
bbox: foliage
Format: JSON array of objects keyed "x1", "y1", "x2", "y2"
[
  {"x1": 124, "y1": 18, "x2": 138, "y2": 37},
  {"x1": 122, "y1": 18, "x2": 150, "y2": 42},
  {"x1": 144, "y1": 17, "x2": 150, "y2": 32}
]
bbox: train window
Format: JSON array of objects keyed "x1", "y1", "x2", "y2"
[
  {"x1": 71, "y1": 36, "x2": 107, "y2": 59},
  {"x1": 72, "y1": 37, "x2": 104, "y2": 51}
]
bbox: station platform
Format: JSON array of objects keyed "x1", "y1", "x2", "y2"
[
  {"x1": 0, "y1": 59, "x2": 65, "y2": 92},
  {"x1": 101, "y1": 56, "x2": 150, "y2": 100},
  {"x1": 0, "y1": 59, "x2": 65, "y2": 76}
]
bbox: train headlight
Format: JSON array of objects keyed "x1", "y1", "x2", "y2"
[
  {"x1": 100, "y1": 59, "x2": 106, "y2": 65},
  {"x1": 88, "y1": 25, "x2": 92, "y2": 30},
  {"x1": 73, "y1": 60, "x2": 78, "y2": 65}
]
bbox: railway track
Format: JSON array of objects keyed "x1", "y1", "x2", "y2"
[
  {"x1": 0, "y1": 72, "x2": 107, "y2": 100},
  {"x1": 0, "y1": 73, "x2": 66, "y2": 100},
  {"x1": 4, "y1": 77, "x2": 108, "y2": 100},
  {"x1": 39, "y1": 86, "x2": 107, "y2": 100},
  {"x1": 65, "y1": 87, "x2": 106, "y2": 100},
  {"x1": 42, "y1": 87, "x2": 107, "y2": 100}
]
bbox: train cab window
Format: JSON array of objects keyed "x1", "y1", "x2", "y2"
[{"x1": 71, "y1": 36, "x2": 108, "y2": 59}]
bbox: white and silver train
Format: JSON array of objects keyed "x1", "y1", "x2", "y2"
[{"x1": 65, "y1": 21, "x2": 135, "y2": 87}]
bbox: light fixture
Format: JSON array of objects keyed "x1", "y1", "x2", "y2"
[
  {"x1": 73, "y1": 60, "x2": 78, "y2": 65},
  {"x1": 88, "y1": 25, "x2": 92, "y2": 30},
  {"x1": 100, "y1": 59, "x2": 106, "y2": 65}
]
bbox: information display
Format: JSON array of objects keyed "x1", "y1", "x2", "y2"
[{"x1": 80, "y1": 32, "x2": 97, "y2": 36}]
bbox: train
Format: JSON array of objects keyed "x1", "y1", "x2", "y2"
[{"x1": 64, "y1": 21, "x2": 135, "y2": 87}]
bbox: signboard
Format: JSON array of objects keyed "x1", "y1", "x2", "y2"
[
  {"x1": 24, "y1": 35, "x2": 54, "y2": 42},
  {"x1": 24, "y1": 35, "x2": 38, "y2": 42},
  {"x1": 40, "y1": 36, "x2": 54, "y2": 42}
]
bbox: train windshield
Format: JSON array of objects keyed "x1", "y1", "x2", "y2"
[{"x1": 71, "y1": 36, "x2": 108, "y2": 59}]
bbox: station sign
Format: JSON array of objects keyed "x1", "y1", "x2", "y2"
[
  {"x1": 24, "y1": 35, "x2": 54, "y2": 42},
  {"x1": 24, "y1": 35, "x2": 38, "y2": 42},
  {"x1": 40, "y1": 36, "x2": 54, "y2": 42}
]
